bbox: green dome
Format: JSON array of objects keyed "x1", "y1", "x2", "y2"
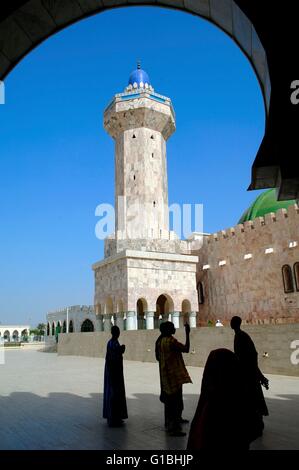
[{"x1": 239, "y1": 189, "x2": 296, "y2": 224}]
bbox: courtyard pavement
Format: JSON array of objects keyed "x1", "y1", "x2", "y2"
[{"x1": 0, "y1": 348, "x2": 298, "y2": 450}]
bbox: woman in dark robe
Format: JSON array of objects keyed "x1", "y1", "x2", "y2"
[
  {"x1": 230, "y1": 316, "x2": 269, "y2": 437},
  {"x1": 103, "y1": 325, "x2": 128, "y2": 427},
  {"x1": 187, "y1": 348, "x2": 255, "y2": 450}
]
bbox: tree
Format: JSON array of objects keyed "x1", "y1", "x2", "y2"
[{"x1": 37, "y1": 323, "x2": 46, "y2": 335}]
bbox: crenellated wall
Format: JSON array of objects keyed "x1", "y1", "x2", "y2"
[{"x1": 193, "y1": 204, "x2": 299, "y2": 325}]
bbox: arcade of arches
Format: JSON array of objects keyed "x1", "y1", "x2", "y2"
[
  {"x1": 0, "y1": 326, "x2": 29, "y2": 342},
  {"x1": 94, "y1": 294, "x2": 197, "y2": 333},
  {"x1": 46, "y1": 293, "x2": 197, "y2": 338}
]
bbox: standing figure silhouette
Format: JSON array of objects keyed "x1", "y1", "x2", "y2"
[
  {"x1": 103, "y1": 325, "x2": 128, "y2": 427},
  {"x1": 230, "y1": 316, "x2": 269, "y2": 437},
  {"x1": 156, "y1": 321, "x2": 192, "y2": 436}
]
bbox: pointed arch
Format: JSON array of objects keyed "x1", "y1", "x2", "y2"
[{"x1": 81, "y1": 319, "x2": 94, "y2": 332}]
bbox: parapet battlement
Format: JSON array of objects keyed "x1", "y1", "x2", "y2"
[
  {"x1": 47, "y1": 305, "x2": 94, "y2": 316},
  {"x1": 206, "y1": 204, "x2": 299, "y2": 244}
]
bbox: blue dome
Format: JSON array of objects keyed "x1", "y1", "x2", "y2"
[{"x1": 128, "y1": 67, "x2": 150, "y2": 87}]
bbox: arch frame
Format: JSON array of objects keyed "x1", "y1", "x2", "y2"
[{"x1": 0, "y1": 0, "x2": 270, "y2": 117}]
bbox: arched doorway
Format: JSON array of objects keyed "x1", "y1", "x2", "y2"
[
  {"x1": 51, "y1": 323, "x2": 55, "y2": 336},
  {"x1": 47, "y1": 323, "x2": 50, "y2": 336},
  {"x1": 21, "y1": 329, "x2": 28, "y2": 340},
  {"x1": 117, "y1": 300, "x2": 124, "y2": 314},
  {"x1": 155, "y1": 294, "x2": 173, "y2": 329},
  {"x1": 69, "y1": 320, "x2": 74, "y2": 333},
  {"x1": 106, "y1": 298, "x2": 113, "y2": 314},
  {"x1": 81, "y1": 319, "x2": 94, "y2": 332},
  {"x1": 137, "y1": 298, "x2": 147, "y2": 330},
  {"x1": 62, "y1": 320, "x2": 66, "y2": 333},
  {"x1": 12, "y1": 330, "x2": 19, "y2": 342},
  {"x1": 181, "y1": 299, "x2": 192, "y2": 327},
  {"x1": 4, "y1": 330, "x2": 10, "y2": 342}
]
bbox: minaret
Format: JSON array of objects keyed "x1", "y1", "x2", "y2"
[{"x1": 104, "y1": 63, "x2": 175, "y2": 245}]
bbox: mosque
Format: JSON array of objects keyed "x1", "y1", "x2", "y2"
[{"x1": 46, "y1": 65, "x2": 299, "y2": 336}]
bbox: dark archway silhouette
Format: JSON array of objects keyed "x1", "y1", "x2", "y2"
[
  {"x1": 197, "y1": 281, "x2": 205, "y2": 305},
  {"x1": 81, "y1": 319, "x2": 94, "y2": 332},
  {"x1": 137, "y1": 298, "x2": 147, "y2": 330},
  {"x1": 282, "y1": 264, "x2": 294, "y2": 294}
]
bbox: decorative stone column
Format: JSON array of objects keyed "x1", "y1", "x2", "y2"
[
  {"x1": 188, "y1": 311, "x2": 197, "y2": 328},
  {"x1": 171, "y1": 311, "x2": 180, "y2": 329},
  {"x1": 103, "y1": 314, "x2": 112, "y2": 332},
  {"x1": 126, "y1": 311, "x2": 137, "y2": 331},
  {"x1": 115, "y1": 313, "x2": 125, "y2": 331},
  {"x1": 95, "y1": 315, "x2": 104, "y2": 332},
  {"x1": 145, "y1": 311, "x2": 155, "y2": 330}
]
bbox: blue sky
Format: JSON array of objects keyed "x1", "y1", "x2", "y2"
[{"x1": 0, "y1": 7, "x2": 265, "y2": 325}]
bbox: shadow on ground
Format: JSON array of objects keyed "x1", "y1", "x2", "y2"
[{"x1": 0, "y1": 391, "x2": 298, "y2": 450}]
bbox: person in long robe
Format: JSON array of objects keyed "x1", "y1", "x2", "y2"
[
  {"x1": 103, "y1": 325, "x2": 128, "y2": 427},
  {"x1": 157, "y1": 321, "x2": 192, "y2": 436},
  {"x1": 187, "y1": 348, "x2": 254, "y2": 450},
  {"x1": 230, "y1": 316, "x2": 269, "y2": 437},
  {"x1": 55, "y1": 323, "x2": 61, "y2": 344}
]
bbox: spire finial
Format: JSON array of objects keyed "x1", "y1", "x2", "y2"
[{"x1": 137, "y1": 60, "x2": 141, "y2": 70}]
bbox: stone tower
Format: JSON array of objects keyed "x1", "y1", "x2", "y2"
[
  {"x1": 104, "y1": 63, "x2": 174, "y2": 243},
  {"x1": 93, "y1": 64, "x2": 199, "y2": 331}
]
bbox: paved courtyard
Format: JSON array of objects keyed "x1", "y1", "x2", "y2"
[{"x1": 0, "y1": 347, "x2": 298, "y2": 450}]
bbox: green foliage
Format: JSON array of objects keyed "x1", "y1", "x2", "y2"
[
  {"x1": 30, "y1": 324, "x2": 46, "y2": 336},
  {"x1": 30, "y1": 329, "x2": 39, "y2": 336}
]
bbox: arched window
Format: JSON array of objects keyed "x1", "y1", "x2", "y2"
[
  {"x1": 294, "y1": 262, "x2": 299, "y2": 291},
  {"x1": 52, "y1": 323, "x2": 55, "y2": 336},
  {"x1": 197, "y1": 281, "x2": 205, "y2": 304},
  {"x1": 81, "y1": 319, "x2": 94, "y2": 332},
  {"x1": 69, "y1": 320, "x2": 74, "y2": 333},
  {"x1": 62, "y1": 321, "x2": 66, "y2": 333},
  {"x1": 47, "y1": 323, "x2": 50, "y2": 336},
  {"x1": 282, "y1": 265, "x2": 294, "y2": 293}
]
